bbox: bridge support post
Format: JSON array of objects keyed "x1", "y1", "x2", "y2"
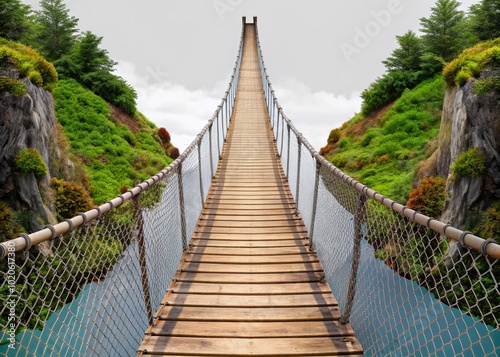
[
  {"x1": 286, "y1": 125, "x2": 291, "y2": 181},
  {"x1": 309, "y1": 160, "x2": 321, "y2": 251},
  {"x1": 177, "y1": 163, "x2": 188, "y2": 251},
  {"x1": 197, "y1": 138, "x2": 205, "y2": 207},
  {"x1": 209, "y1": 124, "x2": 214, "y2": 179},
  {"x1": 294, "y1": 138, "x2": 302, "y2": 216},
  {"x1": 133, "y1": 181, "x2": 153, "y2": 325},
  {"x1": 340, "y1": 193, "x2": 367, "y2": 324}
]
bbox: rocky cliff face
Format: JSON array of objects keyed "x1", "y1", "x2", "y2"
[
  {"x1": 436, "y1": 72, "x2": 500, "y2": 231},
  {"x1": 0, "y1": 77, "x2": 59, "y2": 231}
]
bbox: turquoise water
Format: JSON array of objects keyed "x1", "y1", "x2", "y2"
[
  {"x1": 1, "y1": 244, "x2": 148, "y2": 356},
  {"x1": 349, "y1": 240, "x2": 500, "y2": 357}
]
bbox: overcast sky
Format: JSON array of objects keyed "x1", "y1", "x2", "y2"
[{"x1": 24, "y1": 0, "x2": 478, "y2": 152}]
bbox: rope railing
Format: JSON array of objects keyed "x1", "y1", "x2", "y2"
[
  {"x1": 255, "y1": 21, "x2": 499, "y2": 357},
  {"x1": 0, "y1": 19, "x2": 245, "y2": 357}
]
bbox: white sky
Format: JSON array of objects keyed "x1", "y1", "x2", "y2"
[{"x1": 23, "y1": 0, "x2": 478, "y2": 152}]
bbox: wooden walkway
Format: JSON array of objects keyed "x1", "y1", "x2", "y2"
[{"x1": 138, "y1": 23, "x2": 363, "y2": 356}]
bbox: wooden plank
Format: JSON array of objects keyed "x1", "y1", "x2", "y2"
[
  {"x1": 184, "y1": 254, "x2": 318, "y2": 264},
  {"x1": 161, "y1": 293, "x2": 336, "y2": 308},
  {"x1": 175, "y1": 272, "x2": 325, "y2": 284},
  {"x1": 191, "y1": 233, "x2": 309, "y2": 241},
  {"x1": 179, "y1": 262, "x2": 323, "y2": 274},
  {"x1": 138, "y1": 336, "x2": 363, "y2": 356},
  {"x1": 156, "y1": 306, "x2": 340, "y2": 322},
  {"x1": 187, "y1": 246, "x2": 311, "y2": 255},
  {"x1": 148, "y1": 320, "x2": 353, "y2": 338},
  {"x1": 167, "y1": 282, "x2": 331, "y2": 295},
  {"x1": 194, "y1": 227, "x2": 307, "y2": 236},
  {"x1": 199, "y1": 214, "x2": 301, "y2": 221},
  {"x1": 190, "y1": 240, "x2": 307, "y2": 248},
  {"x1": 197, "y1": 220, "x2": 305, "y2": 229}
]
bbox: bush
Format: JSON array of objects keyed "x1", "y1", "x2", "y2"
[
  {"x1": 0, "y1": 40, "x2": 58, "y2": 89},
  {"x1": 474, "y1": 78, "x2": 500, "y2": 95},
  {"x1": 14, "y1": 148, "x2": 48, "y2": 177},
  {"x1": 474, "y1": 201, "x2": 500, "y2": 240},
  {"x1": 407, "y1": 177, "x2": 447, "y2": 218},
  {"x1": 50, "y1": 178, "x2": 93, "y2": 220},
  {"x1": 361, "y1": 71, "x2": 419, "y2": 114},
  {"x1": 0, "y1": 201, "x2": 23, "y2": 241},
  {"x1": 451, "y1": 148, "x2": 486, "y2": 178},
  {"x1": 443, "y1": 39, "x2": 500, "y2": 87},
  {"x1": 327, "y1": 128, "x2": 341, "y2": 145},
  {"x1": 158, "y1": 128, "x2": 171, "y2": 145},
  {"x1": 0, "y1": 77, "x2": 26, "y2": 96}
]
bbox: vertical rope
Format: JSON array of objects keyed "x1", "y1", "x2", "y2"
[
  {"x1": 209, "y1": 124, "x2": 214, "y2": 179},
  {"x1": 197, "y1": 139, "x2": 204, "y2": 207}
]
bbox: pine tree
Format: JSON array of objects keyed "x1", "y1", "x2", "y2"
[
  {"x1": 419, "y1": 0, "x2": 470, "y2": 62},
  {"x1": 383, "y1": 31, "x2": 424, "y2": 72},
  {"x1": 34, "y1": 0, "x2": 79, "y2": 61},
  {"x1": 470, "y1": 0, "x2": 500, "y2": 41},
  {"x1": 0, "y1": 0, "x2": 31, "y2": 41}
]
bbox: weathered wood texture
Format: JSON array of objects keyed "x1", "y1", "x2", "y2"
[{"x1": 138, "y1": 23, "x2": 363, "y2": 356}]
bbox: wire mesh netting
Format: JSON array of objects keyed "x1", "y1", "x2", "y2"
[{"x1": 256, "y1": 23, "x2": 499, "y2": 357}]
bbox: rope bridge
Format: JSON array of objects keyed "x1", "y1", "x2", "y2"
[{"x1": 1, "y1": 17, "x2": 499, "y2": 357}]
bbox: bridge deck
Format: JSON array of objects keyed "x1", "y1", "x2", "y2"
[{"x1": 138, "y1": 24, "x2": 363, "y2": 356}]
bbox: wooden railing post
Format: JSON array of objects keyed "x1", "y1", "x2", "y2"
[
  {"x1": 340, "y1": 194, "x2": 367, "y2": 324},
  {"x1": 177, "y1": 163, "x2": 188, "y2": 251},
  {"x1": 133, "y1": 180, "x2": 153, "y2": 325}
]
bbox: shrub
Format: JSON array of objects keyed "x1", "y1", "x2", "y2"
[
  {"x1": 474, "y1": 201, "x2": 500, "y2": 240},
  {"x1": 474, "y1": 78, "x2": 500, "y2": 95},
  {"x1": 443, "y1": 39, "x2": 500, "y2": 86},
  {"x1": 158, "y1": 128, "x2": 171, "y2": 145},
  {"x1": 0, "y1": 77, "x2": 27, "y2": 96},
  {"x1": 14, "y1": 148, "x2": 48, "y2": 177},
  {"x1": 451, "y1": 148, "x2": 486, "y2": 178},
  {"x1": 50, "y1": 178, "x2": 93, "y2": 220},
  {"x1": 0, "y1": 201, "x2": 23, "y2": 241},
  {"x1": 167, "y1": 146, "x2": 180, "y2": 160},
  {"x1": 327, "y1": 128, "x2": 341, "y2": 145},
  {"x1": 407, "y1": 177, "x2": 447, "y2": 218}
]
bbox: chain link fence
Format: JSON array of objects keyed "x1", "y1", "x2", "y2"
[
  {"x1": 0, "y1": 21, "x2": 244, "y2": 357},
  {"x1": 256, "y1": 22, "x2": 500, "y2": 357}
]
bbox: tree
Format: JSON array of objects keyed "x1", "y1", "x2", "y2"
[
  {"x1": 0, "y1": 0, "x2": 31, "y2": 41},
  {"x1": 419, "y1": 0, "x2": 470, "y2": 62},
  {"x1": 56, "y1": 32, "x2": 137, "y2": 114},
  {"x1": 34, "y1": 0, "x2": 79, "y2": 61},
  {"x1": 470, "y1": 0, "x2": 500, "y2": 41},
  {"x1": 383, "y1": 30, "x2": 424, "y2": 72}
]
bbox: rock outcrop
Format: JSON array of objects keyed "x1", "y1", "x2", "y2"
[
  {"x1": 436, "y1": 72, "x2": 500, "y2": 231},
  {"x1": 0, "y1": 77, "x2": 59, "y2": 231}
]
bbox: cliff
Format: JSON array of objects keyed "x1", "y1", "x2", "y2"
[
  {"x1": 0, "y1": 77, "x2": 59, "y2": 232},
  {"x1": 436, "y1": 73, "x2": 500, "y2": 230}
]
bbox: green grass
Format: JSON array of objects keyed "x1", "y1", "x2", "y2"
[
  {"x1": 327, "y1": 76, "x2": 445, "y2": 203},
  {"x1": 53, "y1": 79, "x2": 171, "y2": 204}
]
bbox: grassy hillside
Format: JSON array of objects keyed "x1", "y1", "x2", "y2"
[
  {"x1": 53, "y1": 78, "x2": 172, "y2": 204},
  {"x1": 322, "y1": 76, "x2": 445, "y2": 204}
]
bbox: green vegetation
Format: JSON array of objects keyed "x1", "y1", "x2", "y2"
[
  {"x1": 0, "y1": 0, "x2": 31, "y2": 41},
  {"x1": 451, "y1": 147, "x2": 486, "y2": 178},
  {"x1": 14, "y1": 148, "x2": 48, "y2": 178},
  {"x1": 0, "y1": 38, "x2": 58, "y2": 90},
  {"x1": 330, "y1": 76, "x2": 445, "y2": 203},
  {"x1": 50, "y1": 178, "x2": 93, "y2": 220},
  {"x1": 53, "y1": 79, "x2": 171, "y2": 204},
  {"x1": 56, "y1": 31, "x2": 138, "y2": 114},
  {"x1": 407, "y1": 177, "x2": 447, "y2": 218},
  {"x1": 32, "y1": 0, "x2": 79, "y2": 61},
  {"x1": 443, "y1": 39, "x2": 500, "y2": 87}
]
